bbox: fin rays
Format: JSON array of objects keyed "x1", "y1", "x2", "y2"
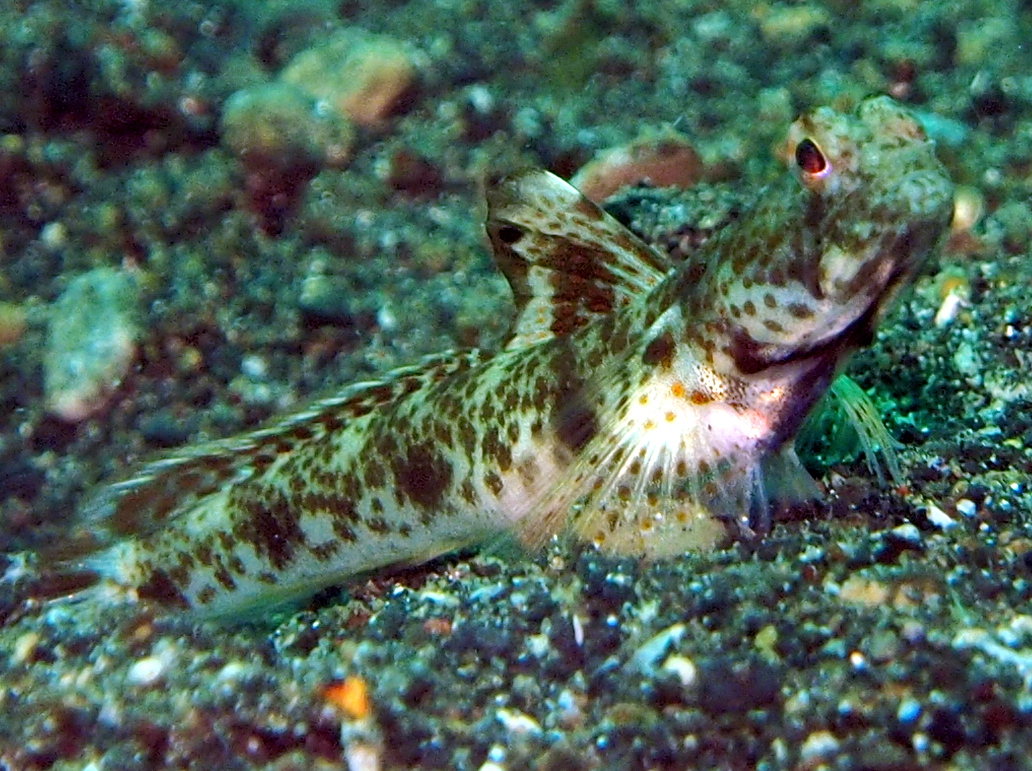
[
  {"x1": 486, "y1": 170, "x2": 671, "y2": 349},
  {"x1": 512, "y1": 337, "x2": 773, "y2": 560}
]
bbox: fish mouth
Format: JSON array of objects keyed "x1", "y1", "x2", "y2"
[
  {"x1": 730, "y1": 295, "x2": 883, "y2": 377},
  {"x1": 732, "y1": 217, "x2": 936, "y2": 378}
]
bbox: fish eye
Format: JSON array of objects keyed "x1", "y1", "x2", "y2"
[{"x1": 795, "y1": 138, "x2": 828, "y2": 176}]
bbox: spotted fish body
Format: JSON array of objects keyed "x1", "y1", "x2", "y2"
[{"x1": 64, "y1": 97, "x2": 951, "y2": 617}]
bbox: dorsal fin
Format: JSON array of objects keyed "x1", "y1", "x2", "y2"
[{"x1": 485, "y1": 169, "x2": 672, "y2": 349}]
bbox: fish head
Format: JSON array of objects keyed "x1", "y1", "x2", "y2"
[
  {"x1": 720, "y1": 96, "x2": 955, "y2": 374},
  {"x1": 786, "y1": 95, "x2": 954, "y2": 329}
]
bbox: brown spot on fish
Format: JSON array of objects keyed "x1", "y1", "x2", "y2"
[
  {"x1": 394, "y1": 443, "x2": 452, "y2": 510},
  {"x1": 214, "y1": 563, "x2": 236, "y2": 591},
  {"x1": 311, "y1": 540, "x2": 342, "y2": 561},
  {"x1": 457, "y1": 421, "x2": 477, "y2": 454},
  {"x1": 197, "y1": 586, "x2": 216, "y2": 604},
  {"x1": 555, "y1": 397, "x2": 598, "y2": 452},
  {"x1": 333, "y1": 520, "x2": 357, "y2": 542},
  {"x1": 642, "y1": 330, "x2": 676, "y2": 369},
  {"x1": 484, "y1": 470, "x2": 504, "y2": 495},
  {"x1": 367, "y1": 517, "x2": 391, "y2": 535},
  {"x1": 196, "y1": 540, "x2": 214, "y2": 567},
  {"x1": 137, "y1": 568, "x2": 190, "y2": 610},
  {"x1": 787, "y1": 302, "x2": 814, "y2": 319},
  {"x1": 366, "y1": 460, "x2": 386, "y2": 487},
  {"x1": 496, "y1": 440, "x2": 513, "y2": 471},
  {"x1": 236, "y1": 493, "x2": 306, "y2": 571},
  {"x1": 517, "y1": 458, "x2": 538, "y2": 484}
]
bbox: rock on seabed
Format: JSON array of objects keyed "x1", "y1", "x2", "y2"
[
  {"x1": 220, "y1": 81, "x2": 355, "y2": 171},
  {"x1": 43, "y1": 267, "x2": 139, "y2": 422},
  {"x1": 281, "y1": 29, "x2": 420, "y2": 128}
]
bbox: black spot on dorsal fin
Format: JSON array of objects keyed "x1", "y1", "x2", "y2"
[{"x1": 485, "y1": 169, "x2": 672, "y2": 350}]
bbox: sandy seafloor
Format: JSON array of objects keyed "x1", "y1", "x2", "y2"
[{"x1": 2, "y1": 0, "x2": 1032, "y2": 769}]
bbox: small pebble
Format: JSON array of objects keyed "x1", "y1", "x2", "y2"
[
  {"x1": 215, "y1": 661, "x2": 247, "y2": 682},
  {"x1": 926, "y1": 502, "x2": 957, "y2": 529},
  {"x1": 496, "y1": 707, "x2": 541, "y2": 738},
  {"x1": 221, "y1": 81, "x2": 354, "y2": 170},
  {"x1": 343, "y1": 740, "x2": 382, "y2": 771},
  {"x1": 555, "y1": 688, "x2": 584, "y2": 728},
  {"x1": 0, "y1": 302, "x2": 26, "y2": 347},
  {"x1": 897, "y1": 698, "x2": 923, "y2": 724},
  {"x1": 12, "y1": 631, "x2": 40, "y2": 665},
  {"x1": 627, "y1": 622, "x2": 686, "y2": 673},
  {"x1": 127, "y1": 655, "x2": 166, "y2": 686},
  {"x1": 281, "y1": 29, "x2": 420, "y2": 128},
  {"x1": 525, "y1": 633, "x2": 549, "y2": 658},
  {"x1": 40, "y1": 221, "x2": 67, "y2": 249},
  {"x1": 240, "y1": 354, "x2": 269, "y2": 380},
  {"x1": 487, "y1": 744, "x2": 506, "y2": 763},
  {"x1": 955, "y1": 498, "x2": 977, "y2": 517},
  {"x1": 660, "y1": 654, "x2": 698, "y2": 688},
  {"x1": 571, "y1": 127, "x2": 702, "y2": 203},
  {"x1": 848, "y1": 651, "x2": 868, "y2": 672},
  {"x1": 44, "y1": 267, "x2": 139, "y2": 421},
  {"x1": 799, "y1": 729, "x2": 840, "y2": 764},
  {"x1": 889, "y1": 523, "x2": 923, "y2": 546}
]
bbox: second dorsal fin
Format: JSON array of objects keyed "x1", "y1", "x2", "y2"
[{"x1": 485, "y1": 170, "x2": 672, "y2": 349}]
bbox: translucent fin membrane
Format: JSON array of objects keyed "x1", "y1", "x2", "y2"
[{"x1": 796, "y1": 374, "x2": 903, "y2": 485}]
